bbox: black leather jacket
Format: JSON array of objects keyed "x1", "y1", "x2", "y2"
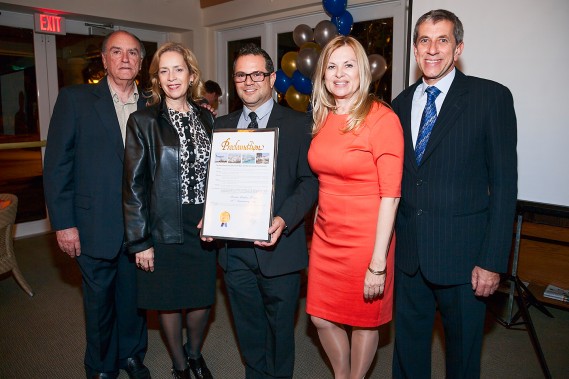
[{"x1": 122, "y1": 100, "x2": 214, "y2": 254}]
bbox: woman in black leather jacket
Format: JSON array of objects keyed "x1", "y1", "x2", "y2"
[{"x1": 123, "y1": 42, "x2": 215, "y2": 379}]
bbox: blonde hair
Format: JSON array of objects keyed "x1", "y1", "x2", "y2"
[
  {"x1": 146, "y1": 42, "x2": 204, "y2": 106},
  {"x1": 311, "y1": 35, "x2": 377, "y2": 135}
]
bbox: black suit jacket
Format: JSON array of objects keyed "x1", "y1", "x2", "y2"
[
  {"x1": 214, "y1": 102, "x2": 318, "y2": 277},
  {"x1": 44, "y1": 77, "x2": 146, "y2": 259},
  {"x1": 392, "y1": 69, "x2": 517, "y2": 285}
]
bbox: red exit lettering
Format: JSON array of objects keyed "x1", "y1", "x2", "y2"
[
  {"x1": 34, "y1": 13, "x2": 67, "y2": 35},
  {"x1": 39, "y1": 14, "x2": 62, "y2": 33}
]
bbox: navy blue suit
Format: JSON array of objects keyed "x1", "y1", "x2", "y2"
[
  {"x1": 392, "y1": 70, "x2": 517, "y2": 378},
  {"x1": 215, "y1": 102, "x2": 318, "y2": 378},
  {"x1": 44, "y1": 77, "x2": 147, "y2": 378}
]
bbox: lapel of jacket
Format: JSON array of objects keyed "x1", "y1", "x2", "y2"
[
  {"x1": 218, "y1": 109, "x2": 241, "y2": 129},
  {"x1": 93, "y1": 76, "x2": 125, "y2": 162},
  {"x1": 399, "y1": 80, "x2": 422, "y2": 171},
  {"x1": 419, "y1": 69, "x2": 469, "y2": 166},
  {"x1": 265, "y1": 101, "x2": 283, "y2": 129},
  {"x1": 136, "y1": 90, "x2": 146, "y2": 110}
]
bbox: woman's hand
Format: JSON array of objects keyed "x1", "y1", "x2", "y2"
[
  {"x1": 197, "y1": 218, "x2": 215, "y2": 242},
  {"x1": 364, "y1": 196, "x2": 399, "y2": 300},
  {"x1": 363, "y1": 268, "x2": 386, "y2": 300},
  {"x1": 136, "y1": 248, "x2": 155, "y2": 272}
]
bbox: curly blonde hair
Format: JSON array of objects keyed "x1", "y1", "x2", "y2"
[{"x1": 146, "y1": 42, "x2": 204, "y2": 106}]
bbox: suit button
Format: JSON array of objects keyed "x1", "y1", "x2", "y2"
[
  {"x1": 417, "y1": 209, "x2": 423, "y2": 216},
  {"x1": 416, "y1": 179, "x2": 423, "y2": 186}
]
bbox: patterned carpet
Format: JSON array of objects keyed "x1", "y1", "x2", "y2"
[{"x1": 1, "y1": 233, "x2": 568, "y2": 378}]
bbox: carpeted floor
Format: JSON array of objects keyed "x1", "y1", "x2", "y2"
[{"x1": 1, "y1": 233, "x2": 568, "y2": 378}]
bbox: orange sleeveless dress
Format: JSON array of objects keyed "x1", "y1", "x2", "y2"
[{"x1": 306, "y1": 103, "x2": 403, "y2": 327}]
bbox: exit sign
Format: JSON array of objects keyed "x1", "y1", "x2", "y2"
[{"x1": 34, "y1": 13, "x2": 66, "y2": 35}]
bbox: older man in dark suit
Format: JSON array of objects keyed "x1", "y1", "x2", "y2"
[
  {"x1": 43, "y1": 31, "x2": 150, "y2": 379},
  {"x1": 391, "y1": 9, "x2": 517, "y2": 379},
  {"x1": 213, "y1": 44, "x2": 318, "y2": 379}
]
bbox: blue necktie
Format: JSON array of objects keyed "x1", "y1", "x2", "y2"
[{"x1": 415, "y1": 86, "x2": 441, "y2": 164}]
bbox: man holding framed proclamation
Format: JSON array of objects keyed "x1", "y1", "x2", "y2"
[{"x1": 205, "y1": 44, "x2": 318, "y2": 379}]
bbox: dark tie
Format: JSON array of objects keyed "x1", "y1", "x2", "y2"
[
  {"x1": 248, "y1": 112, "x2": 258, "y2": 129},
  {"x1": 415, "y1": 86, "x2": 441, "y2": 164}
]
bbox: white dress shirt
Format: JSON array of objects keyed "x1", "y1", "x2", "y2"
[
  {"x1": 237, "y1": 99, "x2": 274, "y2": 129},
  {"x1": 411, "y1": 68, "x2": 456, "y2": 148}
]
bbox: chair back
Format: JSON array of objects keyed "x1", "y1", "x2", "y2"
[{"x1": 0, "y1": 193, "x2": 18, "y2": 260}]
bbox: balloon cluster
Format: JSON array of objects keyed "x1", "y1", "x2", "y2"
[
  {"x1": 275, "y1": 24, "x2": 322, "y2": 112},
  {"x1": 274, "y1": 0, "x2": 387, "y2": 112},
  {"x1": 324, "y1": 0, "x2": 353, "y2": 36}
]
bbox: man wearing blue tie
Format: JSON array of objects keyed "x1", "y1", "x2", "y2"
[{"x1": 391, "y1": 9, "x2": 518, "y2": 379}]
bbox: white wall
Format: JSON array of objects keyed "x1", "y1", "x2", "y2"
[{"x1": 410, "y1": 0, "x2": 569, "y2": 207}]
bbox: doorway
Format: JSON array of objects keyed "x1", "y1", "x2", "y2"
[{"x1": 0, "y1": 9, "x2": 165, "y2": 236}]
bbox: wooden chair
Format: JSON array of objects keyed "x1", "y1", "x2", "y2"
[{"x1": 0, "y1": 193, "x2": 34, "y2": 296}]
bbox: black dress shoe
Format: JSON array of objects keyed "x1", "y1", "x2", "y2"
[
  {"x1": 188, "y1": 356, "x2": 213, "y2": 379},
  {"x1": 171, "y1": 367, "x2": 191, "y2": 379},
  {"x1": 125, "y1": 357, "x2": 151, "y2": 379}
]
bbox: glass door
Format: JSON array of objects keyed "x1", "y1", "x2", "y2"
[
  {"x1": 0, "y1": 18, "x2": 45, "y2": 224},
  {"x1": 0, "y1": 8, "x2": 165, "y2": 237}
]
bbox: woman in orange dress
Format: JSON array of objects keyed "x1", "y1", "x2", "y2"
[{"x1": 306, "y1": 35, "x2": 404, "y2": 378}]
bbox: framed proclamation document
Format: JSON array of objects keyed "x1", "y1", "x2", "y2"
[{"x1": 201, "y1": 128, "x2": 278, "y2": 242}]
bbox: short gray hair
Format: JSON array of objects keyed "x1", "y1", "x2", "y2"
[
  {"x1": 413, "y1": 9, "x2": 464, "y2": 45},
  {"x1": 101, "y1": 30, "x2": 146, "y2": 59}
]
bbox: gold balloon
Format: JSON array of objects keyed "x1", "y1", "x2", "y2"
[
  {"x1": 285, "y1": 86, "x2": 310, "y2": 112},
  {"x1": 300, "y1": 41, "x2": 322, "y2": 53},
  {"x1": 281, "y1": 51, "x2": 298, "y2": 78}
]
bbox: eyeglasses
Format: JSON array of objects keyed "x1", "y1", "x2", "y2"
[{"x1": 233, "y1": 71, "x2": 272, "y2": 83}]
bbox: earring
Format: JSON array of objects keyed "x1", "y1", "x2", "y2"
[{"x1": 189, "y1": 81, "x2": 193, "y2": 87}]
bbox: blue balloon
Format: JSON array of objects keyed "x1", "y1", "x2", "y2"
[
  {"x1": 331, "y1": 11, "x2": 353, "y2": 36},
  {"x1": 275, "y1": 69, "x2": 292, "y2": 94},
  {"x1": 323, "y1": 0, "x2": 348, "y2": 17},
  {"x1": 292, "y1": 70, "x2": 313, "y2": 95}
]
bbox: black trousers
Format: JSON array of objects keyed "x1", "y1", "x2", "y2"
[
  {"x1": 76, "y1": 247, "x2": 147, "y2": 378},
  {"x1": 224, "y1": 248, "x2": 300, "y2": 379},
  {"x1": 392, "y1": 267, "x2": 486, "y2": 379}
]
